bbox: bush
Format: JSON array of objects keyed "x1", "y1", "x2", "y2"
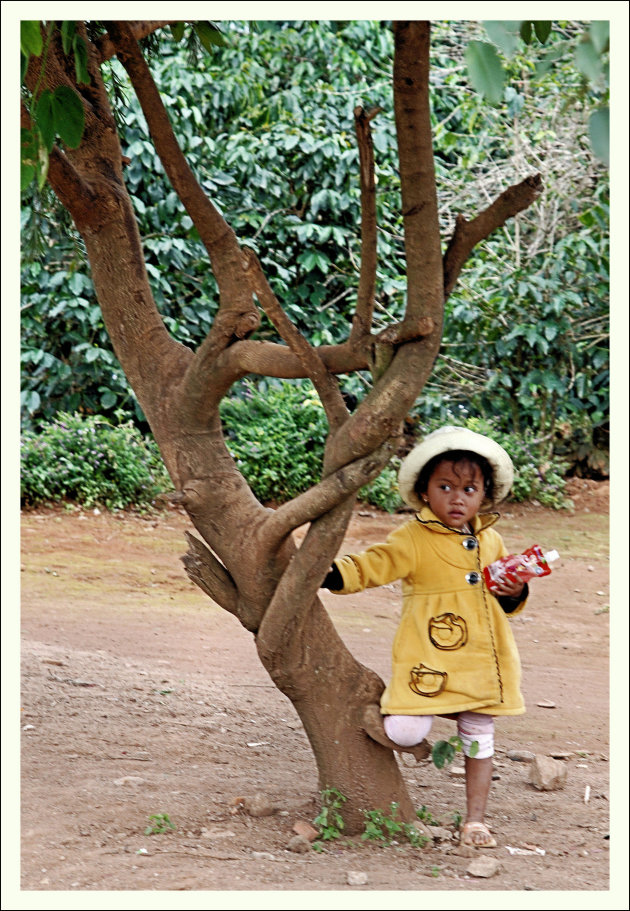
[
  {"x1": 220, "y1": 380, "x2": 402, "y2": 510},
  {"x1": 20, "y1": 412, "x2": 171, "y2": 510}
]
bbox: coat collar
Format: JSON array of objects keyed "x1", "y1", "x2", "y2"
[{"x1": 415, "y1": 506, "x2": 500, "y2": 535}]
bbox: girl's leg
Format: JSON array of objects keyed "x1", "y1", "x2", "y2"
[
  {"x1": 457, "y1": 712, "x2": 496, "y2": 847},
  {"x1": 383, "y1": 714, "x2": 434, "y2": 747}
]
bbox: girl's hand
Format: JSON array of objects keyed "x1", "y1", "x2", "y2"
[{"x1": 491, "y1": 577, "x2": 525, "y2": 599}]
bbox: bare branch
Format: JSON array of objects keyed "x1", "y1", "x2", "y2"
[
  {"x1": 349, "y1": 106, "x2": 380, "y2": 346},
  {"x1": 245, "y1": 250, "x2": 349, "y2": 432},
  {"x1": 263, "y1": 443, "x2": 394, "y2": 548},
  {"x1": 442, "y1": 174, "x2": 543, "y2": 298},
  {"x1": 95, "y1": 21, "x2": 177, "y2": 62},
  {"x1": 393, "y1": 22, "x2": 444, "y2": 333},
  {"x1": 181, "y1": 532, "x2": 239, "y2": 615},
  {"x1": 105, "y1": 22, "x2": 259, "y2": 329}
]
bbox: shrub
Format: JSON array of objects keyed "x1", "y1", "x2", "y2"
[{"x1": 20, "y1": 412, "x2": 171, "y2": 510}]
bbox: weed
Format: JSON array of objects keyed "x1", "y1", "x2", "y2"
[
  {"x1": 144, "y1": 812, "x2": 176, "y2": 836},
  {"x1": 416, "y1": 805, "x2": 439, "y2": 826},
  {"x1": 451, "y1": 810, "x2": 463, "y2": 829},
  {"x1": 431, "y1": 865, "x2": 441, "y2": 877},
  {"x1": 313, "y1": 788, "x2": 347, "y2": 847},
  {"x1": 362, "y1": 803, "x2": 428, "y2": 848},
  {"x1": 431, "y1": 735, "x2": 478, "y2": 769}
]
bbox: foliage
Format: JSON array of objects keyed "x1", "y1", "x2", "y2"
[
  {"x1": 20, "y1": 412, "x2": 171, "y2": 509},
  {"x1": 220, "y1": 380, "x2": 398, "y2": 509},
  {"x1": 362, "y1": 802, "x2": 428, "y2": 847},
  {"x1": 20, "y1": 20, "x2": 609, "y2": 476},
  {"x1": 431, "y1": 735, "x2": 476, "y2": 770},
  {"x1": 313, "y1": 787, "x2": 347, "y2": 848},
  {"x1": 144, "y1": 813, "x2": 176, "y2": 836},
  {"x1": 465, "y1": 20, "x2": 609, "y2": 164}
]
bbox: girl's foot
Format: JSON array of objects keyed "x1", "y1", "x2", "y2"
[{"x1": 460, "y1": 820, "x2": 497, "y2": 848}]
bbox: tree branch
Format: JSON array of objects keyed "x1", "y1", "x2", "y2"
[
  {"x1": 263, "y1": 443, "x2": 394, "y2": 549},
  {"x1": 105, "y1": 22, "x2": 259, "y2": 333},
  {"x1": 95, "y1": 21, "x2": 177, "y2": 63},
  {"x1": 349, "y1": 105, "x2": 380, "y2": 346},
  {"x1": 245, "y1": 250, "x2": 349, "y2": 432},
  {"x1": 393, "y1": 21, "x2": 444, "y2": 334},
  {"x1": 180, "y1": 532, "x2": 239, "y2": 616},
  {"x1": 442, "y1": 174, "x2": 543, "y2": 298}
]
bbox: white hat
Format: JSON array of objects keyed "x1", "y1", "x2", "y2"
[{"x1": 398, "y1": 426, "x2": 514, "y2": 511}]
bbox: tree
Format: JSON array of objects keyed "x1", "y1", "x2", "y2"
[{"x1": 21, "y1": 20, "x2": 541, "y2": 831}]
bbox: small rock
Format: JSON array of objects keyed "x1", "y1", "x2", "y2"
[
  {"x1": 252, "y1": 851, "x2": 275, "y2": 861},
  {"x1": 451, "y1": 844, "x2": 476, "y2": 858},
  {"x1": 548, "y1": 751, "x2": 573, "y2": 760},
  {"x1": 467, "y1": 856, "x2": 501, "y2": 878},
  {"x1": 530, "y1": 755, "x2": 568, "y2": 791},
  {"x1": 347, "y1": 871, "x2": 369, "y2": 886},
  {"x1": 114, "y1": 776, "x2": 146, "y2": 786},
  {"x1": 428, "y1": 826, "x2": 453, "y2": 843},
  {"x1": 292, "y1": 820, "x2": 319, "y2": 842},
  {"x1": 507, "y1": 750, "x2": 536, "y2": 763},
  {"x1": 242, "y1": 793, "x2": 276, "y2": 817},
  {"x1": 286, "y1": 835, "x2": 311, "y2": 854},
  {"x1": 449, "y1": 766, "x2": 465, "y2": 777},
  {"x1": 536, "y1": 700, "x2": 556, "y2": 708}
]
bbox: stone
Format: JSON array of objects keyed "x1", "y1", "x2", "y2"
[
  {"x1": 113, "y1": 776, "x2": 145, "y2": 786},
  {"x1": 467, "y1": 856, "x2": 501, "y2": 878},
  {"x1": 507, "y1": 750, "x2": 536, "y2": 763},
  {"x1": 530, "y1": 755, "x2": 568, "y2": 791},
  {"x1": 428, "y1": 826, "x2": 453, "y2": 843},
  {"x1": 286, "y1": 835, "x2": 311, "y2": 854},
  {"x1": 292, "y1": 820, "x2": 319, "y2": 842},
  {"x1": 243, "y1": 793, "x2": 276, "y2": 817},
  {"x1": 347, "y1": 871, "x2": 369, "y2": 886}
]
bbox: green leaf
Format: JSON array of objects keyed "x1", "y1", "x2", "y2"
[
  {"x1": 465, "y1": 41, "x2": 505, "y2": 105},
  {"x1": 60, "y1": 21, "x2": 77, "y2": 55},
  {"x1": 51, "y1": 86, "x2": 85, "y2": 149},
  {"x1": 34, "y1": 90, "x2": 56, "y2": 151},
  {"x1": 483, "y1": 21, "x2": 521, "y2": 57},
  {"x1": 72, "y1": 35, "x2": 90, "y2": 85},
  {"x1": 21, "y1": 21, "x2": 43, "y2": 58},
  {"x1": 432, "y1": 740, "x2": 455, "y2": 769},
  {"x1": 519, "y1": 21, "x2": 533, "y2": 44},
  {"x1": 533, "y1": 21, "x2": 552, "y2": 44},
  {"x1": 194, "y1": 21, "x2": 228, "y2": 53},
  {"x1": 589, "y1": 108, "x2": 609, "y2": 166},
  {"x1": 589, "y1": 21, "x2": 609, "y2": 54},
  {"x1": 21, "y1": 161, "x2": 36, "y2": 191},
  {"x1": 575, "y1": 38, "x2": 603, "y2": 83},
  {"x1": 170, "y1": 22, "x2": 186, "y2": 43}
]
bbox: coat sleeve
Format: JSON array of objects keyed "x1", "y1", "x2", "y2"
[{"x1": 331, "y1": 522, "x2": 417, "y2": 593}]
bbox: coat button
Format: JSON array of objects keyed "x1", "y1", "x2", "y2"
[
  {"x1": 462, "y1": 537, "x2": 477, "y2": 550},
  {"x1": 466, "y1": 571, "x2": 481, "y2": 585}
]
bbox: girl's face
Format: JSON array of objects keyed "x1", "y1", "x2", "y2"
[{"x1": 423, "y1": 459, "x2": 486, "y2": 529}]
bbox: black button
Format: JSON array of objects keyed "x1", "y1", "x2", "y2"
[
  {"x1": 466, "y1": 571, "x2": 481, "y2": 585},
  {"x1": 462, "y1": 537, "x2": 477, "y2": 550}
]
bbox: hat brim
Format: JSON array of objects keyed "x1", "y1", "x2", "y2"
[{"x1": 398, "y1": 427, "x2": 514, "y2": 511}]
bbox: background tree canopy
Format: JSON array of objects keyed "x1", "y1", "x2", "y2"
[{"x1": 21, "y1": 19, "x2": 609, "y2": 477}]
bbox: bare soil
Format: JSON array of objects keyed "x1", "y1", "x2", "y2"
[{"x1": 12, "y1": 481, "x2": 619, "y2": 903}]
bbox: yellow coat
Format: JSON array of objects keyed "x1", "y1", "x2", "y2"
[{"x1": 333, "y1": 508, "x2": 526, "y2": 717}]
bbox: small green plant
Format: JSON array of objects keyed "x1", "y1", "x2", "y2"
[
  {"x1": 313, "y1": 787, "x2": 347, "y2": 847},
  {"x1": 431, "y1": 865, "x2": 441, "y2": 877},
  {"x1": 451, "y1": 810, "x2": 463, "y2": 829},
  {"x1": 416, "y1": 805, "x2": 439, "y2": 826},
  {"x1": 144, "y1": 812, "x2": 176, "y2": 836},
  {"x1": 362, "y1": 803, "x2": 428, "y2": 848},
  {"x1": 431, "y1": 736, "x2": 478, "y2": 769}
]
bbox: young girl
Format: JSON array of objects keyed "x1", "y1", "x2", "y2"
[{"x1": 324, "y1": 426, "x2": 528, "y2": 848}]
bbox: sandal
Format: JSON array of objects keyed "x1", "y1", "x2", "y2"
[{"x1": 460, "y1": 821, "x2": 497, "y2": 848}]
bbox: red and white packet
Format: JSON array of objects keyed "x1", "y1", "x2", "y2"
[{"x1": 483, "y1": 544, "x2": 559, "y2": 593}]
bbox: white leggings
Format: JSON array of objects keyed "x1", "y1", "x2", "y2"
[{"x1": 383, "y1": 711, "x2": 495, "y2": 759}]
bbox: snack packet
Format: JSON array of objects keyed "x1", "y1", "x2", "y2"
[{"x1": 483, "y1": 545, "x2": 559, "y2": 593}]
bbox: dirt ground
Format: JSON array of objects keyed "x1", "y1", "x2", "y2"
[{"x1": 9, "y1": 478, "x2": 625, "y2": 906}]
